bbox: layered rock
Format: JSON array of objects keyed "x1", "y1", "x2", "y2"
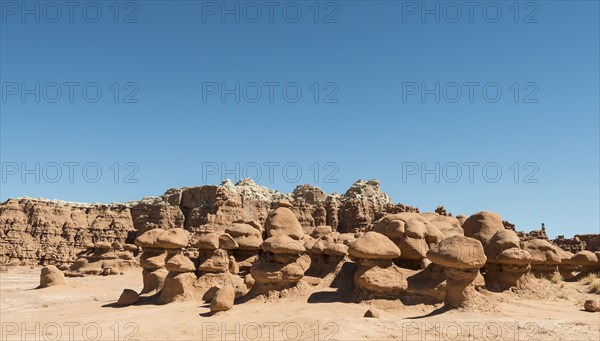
[
  {"x1": 65, "y1": 241, "x2": 138, "y2": 277},
  {"x1": 0, "y1": 199, "x2": 135, "y2": 267},
  {"x1": 1, "y1": 179, "x2": 419, "y2": 266}
]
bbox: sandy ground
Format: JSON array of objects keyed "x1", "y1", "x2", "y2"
[{"x1": 1, "y1": 267, "x2": 599, "y2": 341}]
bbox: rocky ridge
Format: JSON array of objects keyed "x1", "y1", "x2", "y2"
[{"x1": 0, "y1": 179, "x2": 415, "y2": 266}]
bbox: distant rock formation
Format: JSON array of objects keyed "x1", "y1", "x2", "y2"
[
  {"x1": 0, "y1": 179, "x2": 418, "y2": 266},
  {"x1": 553, "y1": 234, "x2": 600, "y2": 253}
]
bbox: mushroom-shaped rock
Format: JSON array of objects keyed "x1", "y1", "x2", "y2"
[
  {"x1": 156, "y1": 228, "x2": 189, "y2": 249},
  {"x1": 485, "y1": 230, "x2": 521, "y2": 259},
  {"x1": 134, "y1": 228, "x2": 164, "y2": 248},
  {"x1": 427, "y1": 235, "x2": 486, "y2": 270},
  {"x1": 427, "y1": 236, "x2": 486, "y2": 308},
  {"x1": 523, "y1": 239, "x2": 561, "y2": 278},
  {"x1": 485, "y1": 248, "x2": 532, "y2": 291},
  {"x1": 39, "y1": 265, "x2": 66, "y2": 288},
  {"x1": 264, "y1": 206, "x2": 304, "y2": 240},
  {"x1": 373, "y1": 213, "x2": 440, "y2": 268},
  {"x1": 210, "y1": 284, "x2": 235, "y2": 312},
  {"x1": 262, "y1": 236, "x2": 305, "y2": 254},
  {"x1": 349, "y1": 232, "x2": 408, "y2": 298},
  {"x1": 462, "y1": 212, "x2": 504, "y2": 244},
  {"x1": 481, "y1": 229, "x2": 531, "y2": 291},
  {"x1": 349, "y1": 232, "x2": 400, "y2": 260}
]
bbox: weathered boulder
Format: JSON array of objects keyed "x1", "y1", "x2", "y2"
[
  {"x1": 39, "y1": 265, "x2": 66, "y2": 288},
  {"x1": 210, "y1": 284, "x2": 235, "y2": 312}
]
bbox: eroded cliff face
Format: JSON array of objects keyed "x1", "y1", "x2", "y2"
[{"x1": 0, "y1": 179, "x2": 418, "y2": 266}]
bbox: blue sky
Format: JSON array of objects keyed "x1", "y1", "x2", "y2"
[{"x1": 1, "y1": 0, "x2": 598, "y2": 237}]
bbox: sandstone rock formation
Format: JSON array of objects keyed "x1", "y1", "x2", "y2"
[
  {"x1": 65, "y1": 242, "x2": 138, "y2": 277},
  {"x1": 39, "y1": 265, "x2": 66, "y2": 288},
  {"x1": 135, "y1": 229, "x2": 169, "y2": 295},
  {"x1": 210, "y1": 284, "x2": 235, "y2": 313},
  {"x1": 193, "y1": 232, "x2": 245, "y2": 301},
  {"x1": 1, "y1": 179, "x2": 419, "y2": 266},
  {"x1": 427, "y1": 235, "x2": 486, "y2": 308},
  {"x1": 557, "y1": 249, "x2": 577, "y2": 279},
  {"x1": 349, "y1": 231, "x2": 405, "y2": 299},
  {"x1": 225, "y1": 221, "x2": 263, "y2": 271},
  {"x1": 371, "y1": 213, "x2": 446, "y2": 270},
  {"x1": 249, "y1": 235, "x2": 311, "y2": 295},
  {"x1": 523, "y1": 239, "x2": 561, "y2": 279},
  {"x1": 117, "y1": 289, "x2": 139, "y2": 306},
  {"x1": 305, "y1": 230, "x2": 349, "y2": 285},
  {"x1": 482, "y1": 229, "x2": 533, "y2": 291},
  {"x1": 571, "y1": 250, "x2": 600, "y2": 274}
]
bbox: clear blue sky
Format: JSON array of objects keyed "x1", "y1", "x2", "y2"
[{"x1": 1, "y1": 1, "x2": 598, "y2": 238}]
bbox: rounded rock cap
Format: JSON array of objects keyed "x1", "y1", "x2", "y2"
[
  {"x1": 193, "y1": 233, "x2": 220, "y2": 250},
  {"x1": 523, "y1": 239, "x2": 561, "y2": 264},
  {"x1": 262, "y1": 235, "x2": 306, "y2": 254},
  {"x1": 348, "y1": 231, "x2": 400, "y2": 260},
  {"x1": 134, "y1": 228, "x2": 165, "y2": 248},
  {"x1": 495, "y1": 248, "x2": 533, "y2": 265},
  {"x1": 276, "y1": 199, "x2": 294, "y2": 208},
  {"x1": 462, "y1": 211, "x2": 504, "y2": 244},
  {"x1": 426, "y1": 235, "x2": 486, "y2": 269},
  {"x1": 156, "y1": 228, "x2": 189, "y2": 249},
  {"x1": 571, "y1": 250, "x2": 599, "y2": 266}
]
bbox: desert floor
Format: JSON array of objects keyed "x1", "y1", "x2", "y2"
[{"x1": 1, "y1": 267, "x2": 599, "y2": 341}]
